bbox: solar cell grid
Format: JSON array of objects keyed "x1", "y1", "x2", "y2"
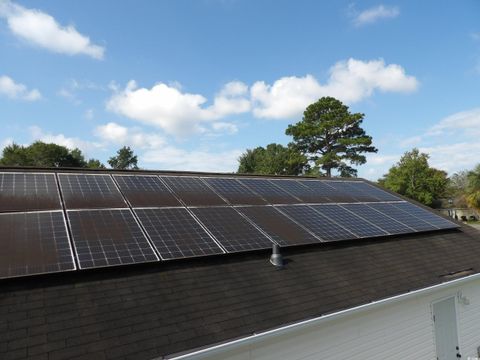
[
  {"x1": 203, "y1": 178, "x2": 268, "y2": 205},
  {"x1": 0, "y1": 172, "x2": 61, "y2": 212},
  {"x1": 299, "y1": 180, "x2": 357, "y2": 203},
  {"x1": 310, "y1": 204, "x2": 388, "y2": 238},
  {"x1": 237, "y1": 178, "x2": 300, "y2": 204},
  {"x1": 345, "y1": 181, "x2": 400, "y2": 202},
  {"x1": 191, "y1": 207, "x2": 274, "y2": 252},
  {"x1": 0, "y1": 211, "x2": 75, "y2": 279},
  {"x1": 236, "y1": 206, "x2": 320, "y2": 246},
  {"x1": 114, "y1": 175, "x2": 181, "y2": 207},
  {"x1": 324, "y1": 181, "x2": 374, "y2": 202},
  {"x1": 276, "y1": 205, "x2": 356, "y2": 242},
  {"x1": 59, "y1": 174, "x2": 127, "y2": 209},
  {"x1": 272, "y1": 179, "x2": 332, "y2": 203},
  {"x1": 161, "y1": 176, "x2": 227, "y2": 206},
  {"x1": 340, "y1": 203, "x2": 412, "y2": 234},
  {"x1": 68, "y1": 209, "x2": 158, "y2": 269},
  {"x1": 367, "y1": 202, "x2": 435, "y2": 232},
  {"x1": 135, "y1": 208, "x2": 224, "y2": 259},
  {"x1": 391, "y1": 202, "x2": 458, "y2": 229}
]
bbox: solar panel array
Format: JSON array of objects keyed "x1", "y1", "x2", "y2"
[{"x1": 0, "y1": 171, "x2": 460, "y2": 279}]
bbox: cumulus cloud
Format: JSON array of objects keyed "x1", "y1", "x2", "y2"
[
  {"x1": 0, "y1": 75, "x2": 41, "y2": 101},
  {"x1": 251, "y1": 58, "x2": 418, "y2": 119},
  {"x1": 0, "y1": 1, "x2": 104, "y2": 59},
  {"x1": 29, "y1": 126, "x2": 101, "y2": 153},
  {"x1": 352, "y1": 4, "x2": 400, "y2": 26},
  {"x1": 106, "y1": 80, "x2": 249, "y2": 136},
  {"x1": 94, "y1": 122, "x2": 166, "y2": 150},
  {"x1": 427, "y1": 108, "x2": 480, "y2": 136}
]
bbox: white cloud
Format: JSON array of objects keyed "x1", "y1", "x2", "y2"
[
  {"x1": 419, "y1": 142, "x2": 480, "y2": 174},
  {"x1": 0, "y1": 138, "x2": 13, "y2": 152},
  {"x1": 399, "y1": 135, "x2": 422, "y2": 147},
  {"x1": 251, "y1": 58, "x2": 418, "y2": 119},
  {"x1": 427, "y1": 108, "x2": 480, "y2": 136},
  {"x1": 29, "y1": 126, "x2": 100, "y2": 153},
  {"x1": 353, "y1": 4, "x2": 400, "y2": 26},
  {"x1": 106, "y1": 80, "x2": 249, "y2": 136},
  {"x1": 0, "y1": 75, "x2": 41, "y2": 101},
  {"x1": 94, "y1": 122, "x2": 166, "y2": 150},
  {"x1": 0, "y1": 1, "x2": 104, "y2": 59}
]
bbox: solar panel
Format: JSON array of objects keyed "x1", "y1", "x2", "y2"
[
  {"x1": 340, "y1": 203, "x2": 413, "y2": 234},
  {"x1": 114, "y1": 175, "x2": 181, "y2": 207},
  {"x1": 59, "y1": 174, "x2": 127, "y2": 209},
  {"x1": 310, "y1": 204, "x2": 388, "y2": 238},
  {"x1": 236, "y1": 206, "x2": 320, "y2": 246},
  {"x1": 344, "y1": 181, "x2": 400, "y2": 202},
  {"x1": 0, "y1": 172, "x2": 61, "y2": 212},
  {"x1": 68, "y1": 209, "x2": 158, "y2": 269},
  {"x1": 323, "y1": 181, "x2": 374, "y2": 202},
  {"x1": 161, "y1": 176, "x2": 227, "y2": 206},
  {"x1": 135, "y1": 208, "x2": 224, "y2": 259},
  {"x1": 237, "y1": 178, "x2": 300, "y2": 204},
  {"x1": 271, "y1": 179, "x2": 332, "y2": 203},
  {"x1": 191, "y1": 207, "x2": 274, "y2": 252},
  {"x1": 299, "y1": 180, "x2": 357, "y2": 203},
  {"x1": 391, "y1": 202, "x2": 458, "y2": 229},
  {"x1": 203, "y1": 178, "x2": 268, "y2": 205},
  {"x1": 367, "y1": 202, "x2": 435, "y2": 232},
  {"x1": 276, "y1": 205, "x2": 356, "y2": 242},
  {"x1": 0, "y1": 211, "x2": 75, "y2": 279}
]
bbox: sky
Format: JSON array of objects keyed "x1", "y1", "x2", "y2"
[{"x1": 0, "y1": 0, "x2": 479, "y2": 179}]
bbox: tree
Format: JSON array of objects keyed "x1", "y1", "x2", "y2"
[
  {"x1": 286, "y1": 97, "x2": 377, "y2": 177},
  {"x1": 0, "y1": 141, "x2": 104, "y2": 168},
  {"x1": 86, "y1": 159, "x2": 106, "y2": 169},
  {"x1": 447, "y1": 170, "x2": 469, "y2": 207},
  {"x1": 108, "y1": 146, "x2": 139, "y2": 170},
  {"x1": 378, "y1": 148, "x2": 448, "y2": 207},
  {"x1": 464, "y1": 165, "x2": 480, "y2": 210},
  {"x1": 237, "y1": 143, "x2": 307, "y2": 175}
]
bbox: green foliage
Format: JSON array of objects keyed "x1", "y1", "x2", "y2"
[
  {"x1": 0, "y1": 141, "x2": 104, "y2": 168},
  {"x1": 465, "y1": 165, "x2": 480, "y2": 210},
  {"x1": 237, "y1": 143, "x2": 307, "y2": 175},
  {"x1": 446, "y1": 170, "x2": 469, "y2": 207},
  {"x1": 86, "y1": 159, "x2": 106, "y2": 169},
  {"x1": 378, "y1": 148, "x2": 448, "y2": 207},
  {"x1": 286, "y1": 97, "x2": 377, "y2": 177},
  {"x1": 108, "y1": 146, "x2": 139, "y2": 170}
]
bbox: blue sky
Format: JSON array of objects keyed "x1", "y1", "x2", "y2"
[{"x1": 0, "y1": 0, "x2": 479, "y2": 179}]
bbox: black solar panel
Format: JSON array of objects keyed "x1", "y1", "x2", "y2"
[
  {"x1": 59, "y1": 174, "x2": 127, "y2": 209},
  {"x1": 299, "y1": 180, "x2": 357, "y2": 203},
  {"x1": 345, "y1": 181, "x2": 400, "y2": 202},
  {"x1": 238, "y1": 178, "x2": 300, "y2": 204},
  {"x1": 135, "y1": 208, "x2": 224, "y2": 259},
  {"x1": 236, "y1": 206, "x2": 320, "y2": 246},
  {"x1": 68, "y1": 209, "x2": 158, "y2": 269},
  {"x1": 203, "y1": 178, "x2": 268, "y2": 205},
  {"x1": 191, "y1": 207, "x2": 273, "y2": 252},
  {"x1": 367, "y1": 202, "x2": 434, "y2": 232},
  {"x1": 0, "y1": 211, "x2": 75, "y2": 279},
  {"x1": 323, "y1": 181, "x2": 373, "y2": 202},
  {"x1": 272, "y1": 179, "x2": 332, "y2": 203},
  {"x1": 0, "y1": 172, "x2": 61, "y2": 212},
  {"x1": 276, "y1": 205, "x2": 355, "y2": 242},
  {"x1": 391, "y1": 202, "x2": 458, "y2": 229},
  {"x1": 114, "y1": 175, "x2": 181, "y2": 207},
  {"x1": 310, "y1": 204, "x2": 388, "y2": 238},
  {"x1": 340, "y1": 203, "x2": 412, "y2": 234},
  {"x1": 161, "y1": 176, "x2": 227, "y2": 206}
]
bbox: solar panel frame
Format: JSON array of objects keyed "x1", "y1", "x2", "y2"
[
  {"x1": 310, "y1": 204, "x2": 389, "y2": 238},
  {"x1": 271, "y1": 179, "x2": 333, "y2": 203},
  {"x1": 191, "y1": 206, "x2": 274, "y2": 252},
  {"x1": 202, "y1": 177, "x2": 268, "y2": 205},
  {"x1": 0, "y1": 210, "x2": 76, "y2": 279},
  {"x1": 339, "y1": 203, "x2": 414, "y2": 235},
  {"x1": 275, "y1": 205, "x2": 357, "y2": 242},
  {"x1": 235, "y1": 205, "x2": 321, "y2": 246},
  {"x1": 113, "y1": 174, "x2": 182, "y2": 208},
  {"x1": 237, "y1": 178, "x2": 301, "y2": 204},
  {"x1": 58, "y1": 173, "x2": 128, "y2": 209},
  {"x1": 160, "y1": 176, "x2": 228, "y2": 206},
  {"x1": 0, "y1": 172, "x2": 62, "y2": 212},
  {"x1": 390, "y1": 202, "x2": 459, "y2": 230},
  {"x1": 367, "y1": 202, "x2": 436, "y2": 232},
  {"x1": 67, "y1": 208, "x2": 159, "y2": 269},
  {"x1": 134, "y1": 207, "x2": 225, "y2": 260}
]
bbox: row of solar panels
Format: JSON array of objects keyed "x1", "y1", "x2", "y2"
[
  {"x1": 0, "y1": 200, "x2": 458, "y2": 279},
  {"x1": 0, "y1": 172, "x2": 401, "y2": 213}
]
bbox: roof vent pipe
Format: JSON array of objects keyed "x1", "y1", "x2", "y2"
[{"x1": 270, "y1": 244, "x2": 284, "y2": 268}]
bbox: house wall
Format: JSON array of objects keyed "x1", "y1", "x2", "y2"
[{"x1": 190, "y1": 278, "x2": 480, "y2": 360}]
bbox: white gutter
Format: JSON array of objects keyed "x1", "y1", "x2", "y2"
[{"x1": 167, "y1": 271, "x2": 480, "y2": 359}]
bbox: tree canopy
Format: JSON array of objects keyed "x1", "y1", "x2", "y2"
[
  {"x1": 237, "y1": 143, "x2": 308, "y2": 175},
  {"x1": 378, "y1": 148, "x2": 448, "y2": 207},
  {"x1": 108, "y1": 146, "x2": 139, "y2": 170},
  {"x1": 286, "y1": 97, "x2": 377, "y2": 177},
  {"x1": 0, "y1": 141, "x2": 104, "y2": 168}
]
